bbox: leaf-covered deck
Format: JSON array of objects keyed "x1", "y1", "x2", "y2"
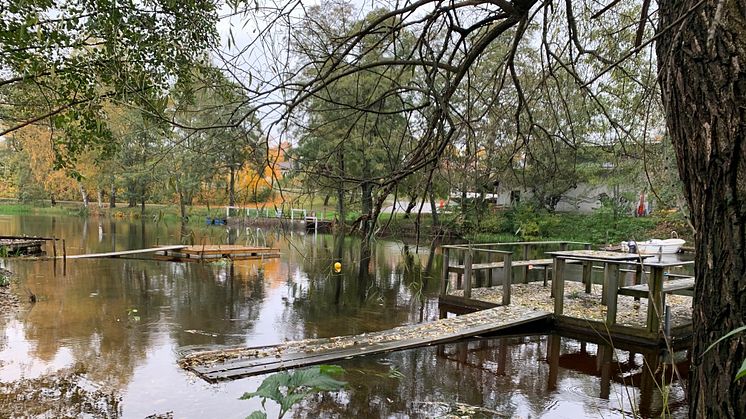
[{"x1": 179, "y1": 305, "x2": 551, "y2": 382}]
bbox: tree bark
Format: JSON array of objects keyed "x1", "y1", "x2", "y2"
[
  {"x1": 109, "y1": 182, "x2": 116, "y2": 208},
  {"x1": 657, "y1": 2, "x2": 746, "y2": 417},
  {"x1": 229, "y1": 166, "x2": 236, "y2": 207},
  {"x1": 360, "y1": 181, "x2": 374, "y2": 238},
  {"x1": 78, "y1": 183, "x2": 89, "y2": 208},
  {"x1": 429, "y1": 186, "x2": 439, "y2": 226}
]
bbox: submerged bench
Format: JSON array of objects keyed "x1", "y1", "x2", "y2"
[{"x1": 618, "y1": 277, "x2": 695, "y2": 298}]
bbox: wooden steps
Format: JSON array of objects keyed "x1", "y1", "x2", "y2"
[
  {"x1": 618, "y1": 277, "x2": 695, "y2": 298},
  {"x1": 180, "y1": 305, "x2": 552, "y2": 382}
]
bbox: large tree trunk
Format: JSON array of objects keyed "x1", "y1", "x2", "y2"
[{"x1": 657, "y1": 2, "x2": 746, "y2": 417}]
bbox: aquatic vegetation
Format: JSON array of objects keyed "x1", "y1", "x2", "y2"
[{"x1": 241, "y1": 365, "x2": 346, "y2": 419}]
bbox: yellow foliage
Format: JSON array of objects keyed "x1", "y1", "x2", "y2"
[{"x1": 235, "y1": 144, "x2": 285, "y2": 204}]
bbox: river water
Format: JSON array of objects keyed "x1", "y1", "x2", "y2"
[{"x1": 0, "y1": 214, "x2": 687, "y2": 418}]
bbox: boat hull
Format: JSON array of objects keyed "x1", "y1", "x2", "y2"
[{"x1": 621, "y1": 238, "x2": 686, "y2": 254}]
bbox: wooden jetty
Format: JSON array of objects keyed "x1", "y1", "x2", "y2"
[
  {"x1": 155, "y1": 245, "x2": 280, "y2": 262},
  {"x1": 180, "y1": 305, "x2": 552, "y2": 382},
  {"x1": 440, "y1": 241, "x2": 696, "y2": 346},
  {"x1": 64, "y1": 245, "x2": 188, "y2": 259},
  {"x1": 61, "y1": 245, "x2": 280, "y2": 262},
  {"x1": 1, "y1": 238, "x2": 45, "y2": 256},
  {"x1": 0, "y1": 234, "x2": 64, "y2": 257}
]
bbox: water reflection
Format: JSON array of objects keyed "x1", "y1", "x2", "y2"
[{"x1": 0, "y1": 214, "x2": 687, "y2": 418}]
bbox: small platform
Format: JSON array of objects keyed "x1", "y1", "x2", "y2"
[
  {"x1": 0, "y1": 239, "x2": 45, "y2": 256},
  {"x1": 180, "y1": 305, "x2": 552, "y2": 382},
  {"x1": 65, "y1": 245, "x2": 188, "y2": 259},
  {"x1": 156, "y1": 245, "x2": 280, "y2": 262}
]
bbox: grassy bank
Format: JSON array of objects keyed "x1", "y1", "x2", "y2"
[{"x1": 376, "y1": 205, "x2": 692, "y2": 246}]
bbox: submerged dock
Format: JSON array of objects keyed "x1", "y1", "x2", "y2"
[
  {"x1": 60, "y1": 245, "x2": 280, "y2": 262},
  {"x1": 155, "y1": 245, "x2": 280, "y2": 262},
  {"x1": 180, "y1": 305, "x2": 552, "y2": 382}
]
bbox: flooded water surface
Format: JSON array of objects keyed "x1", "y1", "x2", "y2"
[{"x1": 0, "y1": 214, "x2": 687, "y2": 418}]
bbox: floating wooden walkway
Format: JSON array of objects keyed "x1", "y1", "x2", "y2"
[
  {"x1": 64, "y1": 245, "x2": 188, "y2": 259},
  {"x1": 155, "y1": 245, "x2": 280, "y2": 262},
  {"x1": 62, "y1": 245, "x2": 280, "y2": 262},
  {"x1": 180, "y1": 305, "x2": 552, "y2": 382}
]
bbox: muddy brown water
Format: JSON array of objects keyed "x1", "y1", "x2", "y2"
[{"x1": 0, "y1": 214, "x2": 687, "y2": 418}]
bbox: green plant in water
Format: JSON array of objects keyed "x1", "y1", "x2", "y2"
[
  {"x1": 240, "y1": 365, "x2": 346, "y2": 419},
  {"x1": 703, "y1": 325, "x2": 746, "y2": 381}
]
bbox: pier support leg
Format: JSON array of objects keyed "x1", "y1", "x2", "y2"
[
  {"x1": 647, "y1": 267, "x2": 664, "y2": 335},
  {"x1": 522, "y1": 244, "x2": 530, "y2": 284},
  {"x1": 440, "y1": 247, "x2": 450, "y2": 296},
  {"x1": 553, "y1": 258, "x2": 566, "y2": 315},
  {"x1": 598, "y1": 345, "x2": 613, "y2": 400},
  {"x1": 634, "y1": 264, "x2": 643, "y2": 302},
  {"x1": 583, "y1": 261, "x2": 592, "y2": 294},
  {"x1": 463, "y1": 250, "x2": 472, "y2": 299},
  {"x1": 547, "y1": 334, "x2": 560, "y2": 391},
  {"x1": 502, "y1": 253, "x2": 512, "y2": 305},
  {"x1": 605, "y1": 264, "x2": 620, "y2": 326}
]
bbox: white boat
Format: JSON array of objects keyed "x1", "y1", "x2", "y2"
[{"x1": 621, "y1": 238, "x2": 686, "y2": 254}]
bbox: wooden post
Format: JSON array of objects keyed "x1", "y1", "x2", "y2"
[
  {"x1": 598, "y1": 345, "x2": 613, "y2": 400},
  {"x1": 62, "y1": 239, "x2": 66, "y2": 275},
  {"x1": 440, "y1": 247, "x2": 450, "y2": 295},
  {"x1": 601, "y1": 264, "x2": 610, "y2": 305},
  {"x1": 52, "y1": 237, "x2": 57, "y2": 259},
  {"x1": 547, "y1": 334, "x2": 560, "y2": 391},
  {"x1": 647, "y1": 266, "x2": 664, "y2": 335},
  {"x1": 583, "y1": 244, "x2": 592, "y2": 292},
  {"x1": 634, "y1": 264, "x2": 643, "y2": 302},
  {"x1": 583, "y1": 261, "x2": 593, "y2": 293},
  {"x1": 605, "y1": 263, "x2": 620, "y2": 326},
  {"x1": 522, "y1": 243, "x2": 530, "y2": 284},
  {"x1": 553, "y1": 258, "x2": 566, "y2": 315},
  {"x1": 463, "y1": 249, "x2": 473, "y2": 299},
  {"x1": 502, "y1": 252, "x2": 512, "y2": 305}
]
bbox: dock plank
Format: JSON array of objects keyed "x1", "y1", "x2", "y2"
[
  {"x1": 618, "y1": 277, "x2": 695, "y2": 298},
  {"x1": 181, "y1": 305, "x2": 551, "y2": 382},
  {"x1": 64, "y1": 245, "x2": 188, "y2": 259},
  {"x1": 449, "y1": 258, "x2": 554, "y2": 273}
]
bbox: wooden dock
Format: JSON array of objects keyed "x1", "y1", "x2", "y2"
[
  {"x1": 440, "y1": 241, "x2": 696, "y2": 346},
  {"x1": 155, "y1": 245, "x2": 280, "y2": 262},
  {"x1": 61, "y1": 245, "x2": 280, "y2": 262},
  {"x1": 180, "y1": 305, "x2": 552, "y2": 382},
  {"x1": 0, "y1": 238, "x2": 45, "y2": 256},
  {"x1": 65, "y1": 245, "x2": 188, "y2": 259}
]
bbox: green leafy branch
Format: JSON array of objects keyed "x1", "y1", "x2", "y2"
[{"x1": 240, "y1": 365, "x2": 347, "y2": 419}]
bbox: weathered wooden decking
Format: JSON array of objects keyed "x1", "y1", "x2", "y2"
[
  {"x1": 61, "y1": 244, "x2": 280, "y2": 262},
  {"x1": 0, "y1": 239, "x2": 45, "y2": 256},
  {"x1": 64, "y1": 245, "x2": 188, "y2": 259},
  {"x1": 180, "y1": 305, "x2": 552, "y2": 382},
  {"x1": 156, "y1": 245, "x2": 280, "y2": 262}
]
